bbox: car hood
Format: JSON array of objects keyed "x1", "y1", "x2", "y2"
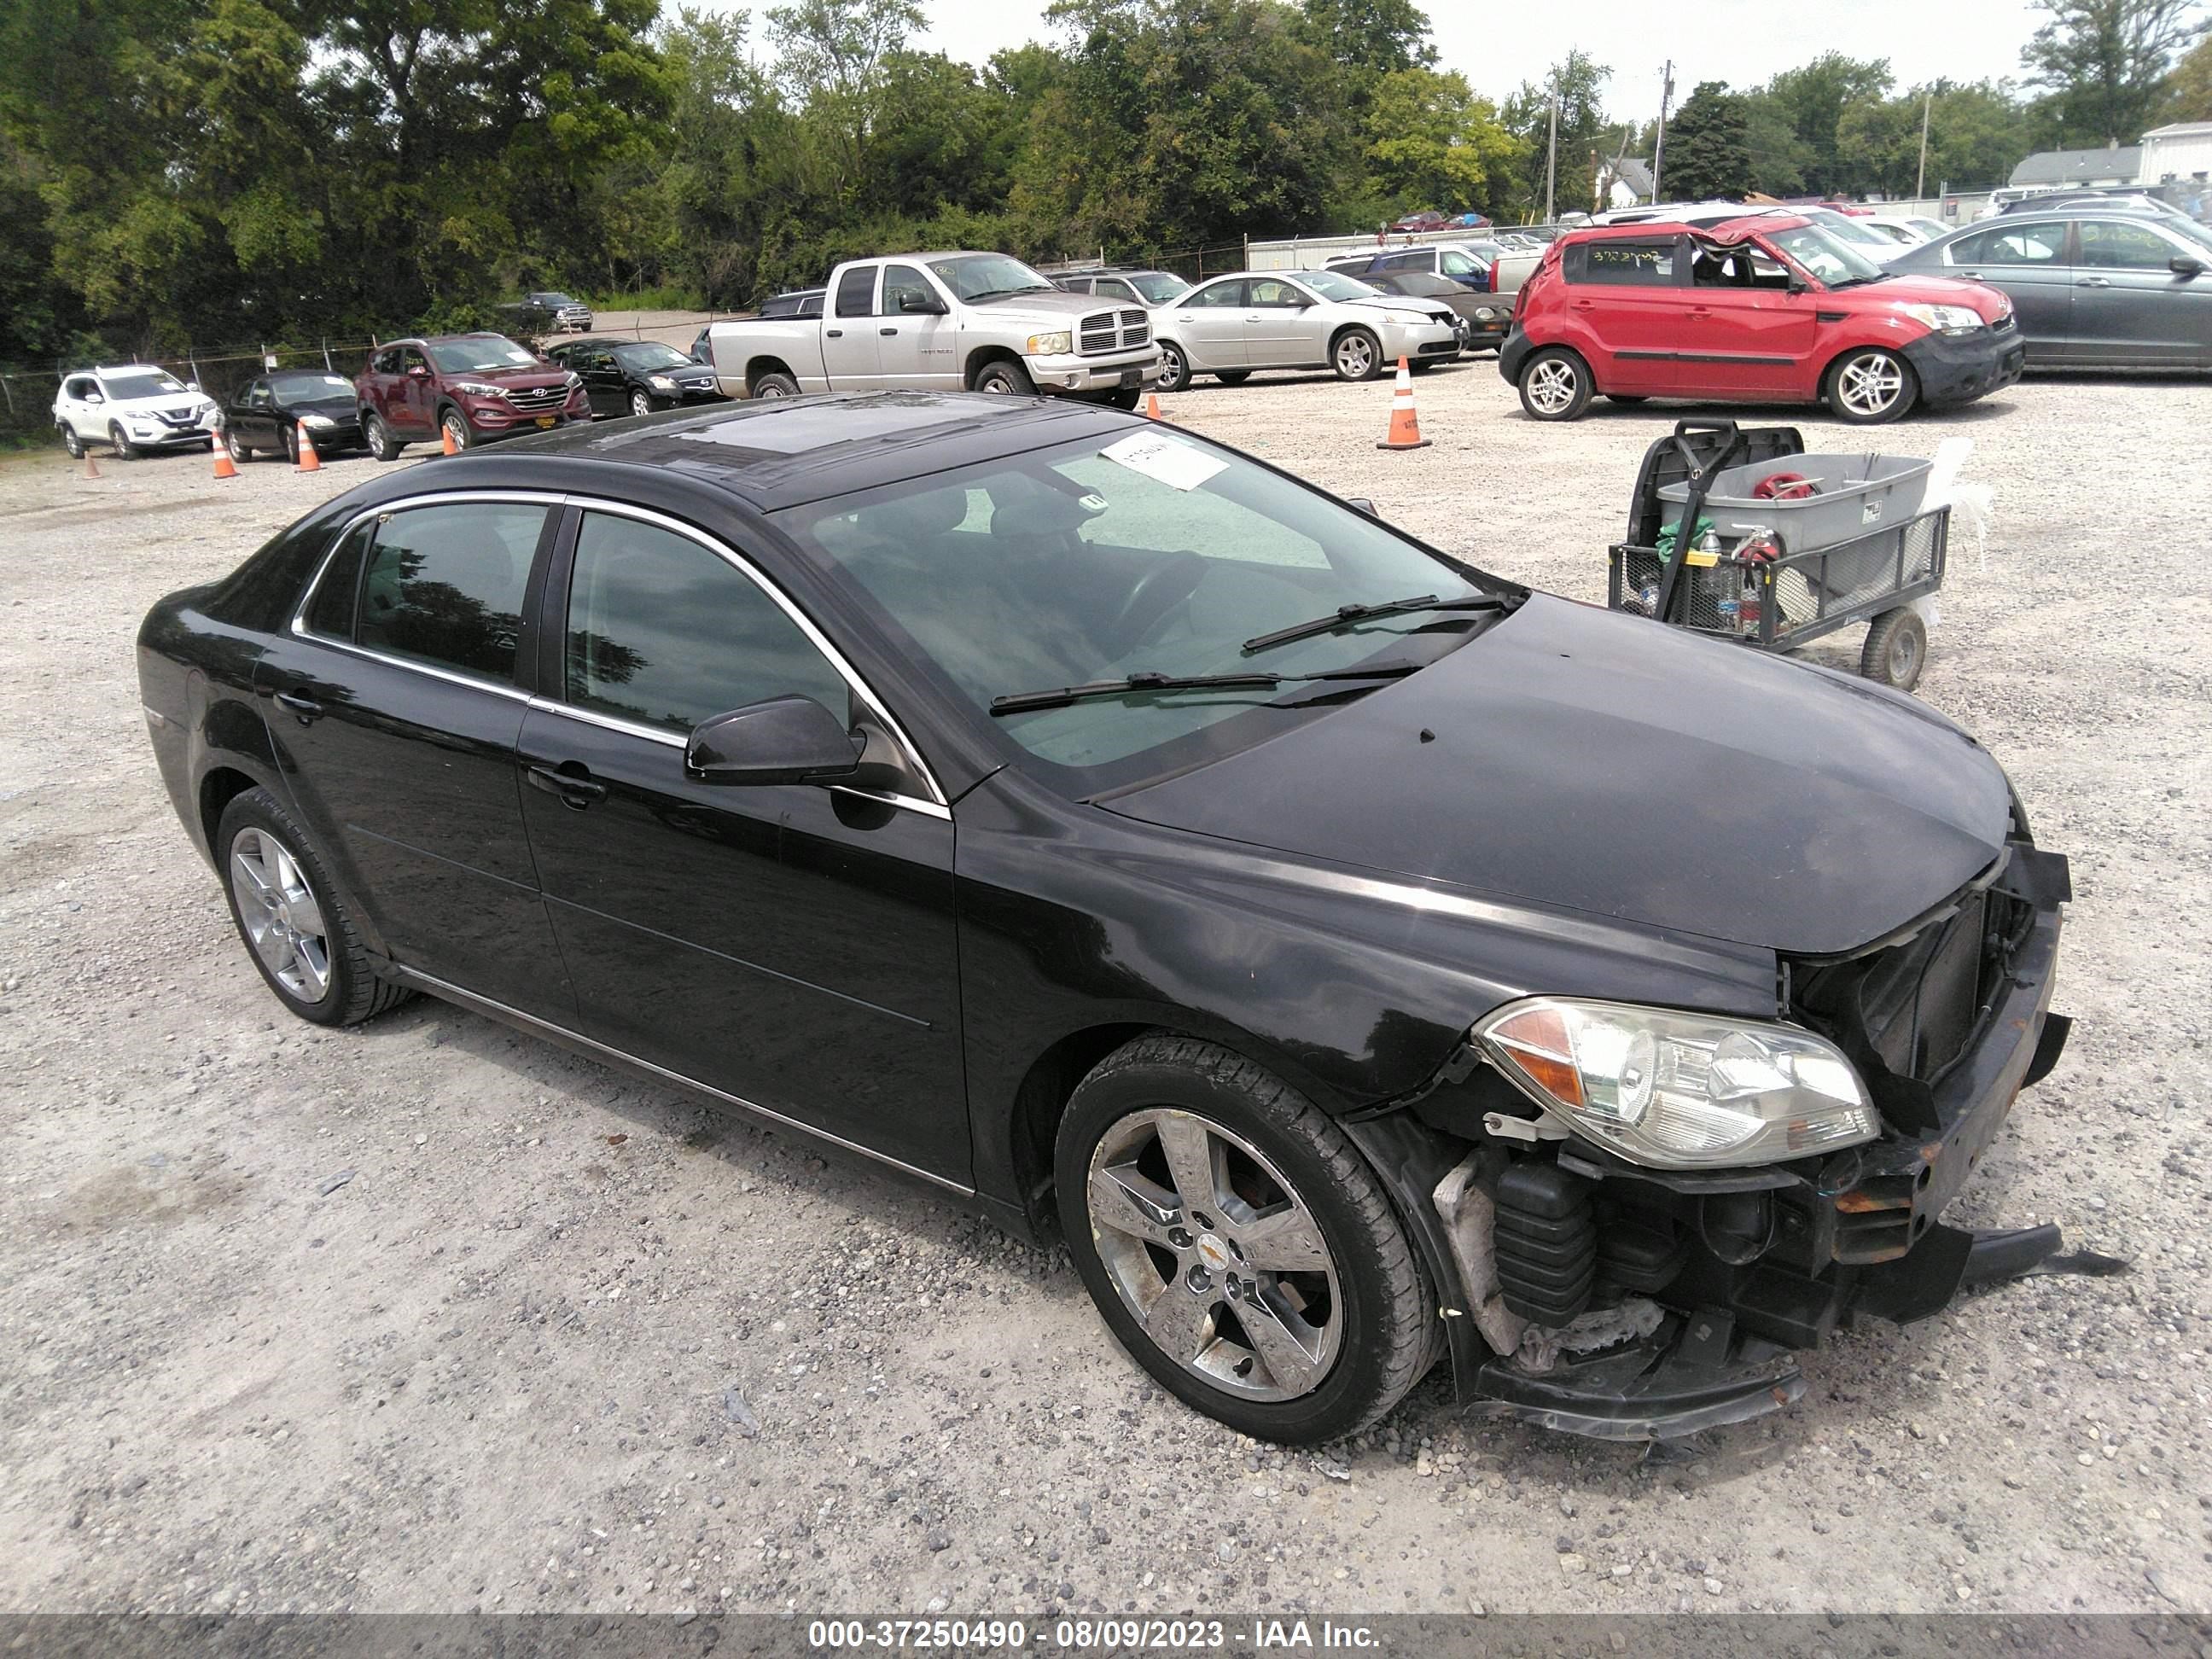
[
  {"x1": 972, "y1": 291, "x2": 1118, "y2": 323},
  {"x1": 466, "y1": 364, "x2": 572, "y2": 387},
  {"x1": 1842, "y1": 272, "x2": 2011, "y2": 322},
  {"x1": 285, "y1": 394, "x2": 358, "y2": 418},
  {"x1": 1348, "y1": 295, "x2": 1454, "y2": 322},
  {"x1": 1099, "y1": 594, "x2": 2012, "y2": 957}
]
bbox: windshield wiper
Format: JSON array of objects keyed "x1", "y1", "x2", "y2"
[
  {"x1": 964, "y1": 285, "x2": 1057, "y2": 302},
  {"x1": 1242, "y1": 594, "x2": 1510, "y2": 655},
  {"x1": 989, "y1": 663, "x2": 1419, "y2": 717}
]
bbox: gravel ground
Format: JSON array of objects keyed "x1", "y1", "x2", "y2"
[{"x1": 2, "y1": 361, "x2": 2209, "y2": 1620}]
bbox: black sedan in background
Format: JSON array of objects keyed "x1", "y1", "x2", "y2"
[
  {"x1": 137, "y1": 393, "x2": 2071, "y2": 1446},
  {"x1": 1886, "y1": 211, "x2": 2212, "y2": 367},
  {"x1": 1360, "y1": 269, "x2": 1510, "y2": 352},
  {"x1": 219, "y1": 370, "x2": 364, "y2": 463},
  {"x1": 544, "y1": 337, "x2": 730, "y2": 419}
]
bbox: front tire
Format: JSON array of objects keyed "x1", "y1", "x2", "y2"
[
  {"x1": 972, "y1": 358, "x2": 1035, "y2": 396},
  {"x1": 1861, "y1": 606, "x2": 1928, "y2": 691},
  {"x1": 216, "y1": 788, "x2": 413, "y2": 1027},
  {"x1": 1517, "y1": 346, "x2": 1592, "y2": 421},
  {"x1": 59, "y1": 422, "x2": 84, "y2": 459},
  {"x1": 1825, "y1": 346, "x2": 1918, "y2": 424},
  {"x1": 364, "y1": 411, "x2": 405, "y2": 461},
  {"x1": 1331, "y1": 327, "x2": 1382, "y2": 381},
  {"x1": 108, "y1": 423, "x2": 137, "y2": 460},
  {"x1": 629, "y1": 388, "x2": 654, "y2": 419},
  {"x1": 1055, "y1": 1034, "x2": 1438, "y2": 1444},
  {"x1": 224, "y1": 426, "x2": 252, "y2": 464},
  {"x1": 439, "y1": 407, "x2": 472, "y2": 452},
  {"x1": 1154, "y1": 341, "x2": 1190, "y2": 393}
]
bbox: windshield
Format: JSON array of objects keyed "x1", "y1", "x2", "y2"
[
  {"x1": 785, "y1": 432, "x2": 1495, "y2": 792},
  {"x1": 928, "y1": 253, "x2": 1057, "y2": 301},
  {"x1": 2166, "y1": 216, "x2": 2212, "y2": 253},
  {"x1": 614, "y1": 342, "x2": 693, "y2": 370},
  {"x1": 1126, "y1": 271, "x2": 1192, "y2": 305},
  {"x1": 535, "y1": 294, "x2": 582, "y2": 307},
  {"x1": 1801, "y1": 209, "x2": 1891, "y2": 249},
  {"x1": 271, "y1": 371, "x2": 353, "y2": 398},
  {"x1": 1298, "y1": 270, "x2": 1380, "y2": 301},
  {"x1": 1762, "y1": 224, "x2": 1887, "y2": 285},
  {"x1": 102, "y1": 370, "x2": 188, "y2": 400},
  {"x1": 424, "y1": 337, "x2": 538, "y2": 372}
]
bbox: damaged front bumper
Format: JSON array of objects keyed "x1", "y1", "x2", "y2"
[{"x1": 1378, "y1": 844, "x2": 2073, "y2": 1442}]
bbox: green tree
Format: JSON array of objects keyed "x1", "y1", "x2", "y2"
[
  {"x1": 2164, "y1": 32, "x2": 2212, "y2": 118},
  {"x1": 1499, "y1": 49, "x2": 1610, "y2": 220},
  {"x1": 1363, "y1": 67, "x2": 1521, "y2": 212},
  {"x1": 1662, "y1": 80, "x2": 1755, "y2": 201},
  {"x1": 2022, "y1": 0, "x2": 2205, "y2": 143},
  {"x1": 1295, "y1": 0, "x2": 1435, "y2": 76},
  {"x1": 1762, "y1": 53, "x2": 1894, "y2": 194}
]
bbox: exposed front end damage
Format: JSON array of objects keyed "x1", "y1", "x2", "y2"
[{"x1": 1379, "y1": 835, "x2": 2073, "y2": 1441}]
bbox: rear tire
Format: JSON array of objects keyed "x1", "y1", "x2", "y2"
[
  {"x1": 1517, "y1": 346, "x2": 1592, "y2": 421},
  {"x1": 1825, "y1": 346, "x2": 1918, "y2": 424},
  {"x1": 364, "y1": 411, "x2": 405, "y2": 461},
  {"x1": 972, "y1": 358, "x2": 1035, "y2": 396},
  {"x1": 1055, "y1": 1033, "x2": 1439, "y2": 1444},
  {"x1": 1861, "y1": 606, "x2": 1928, "y2": 691},
  {"x1": 216, "y1": 787, "x2": 414, "y2": 1027},
  {"x1": 751, "y1": 371, "x2": 800, "y2": 399}
]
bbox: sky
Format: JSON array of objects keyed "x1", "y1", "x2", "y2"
[{"x1": 896, "y1": 0, "x2": 2046, "y2": 120}]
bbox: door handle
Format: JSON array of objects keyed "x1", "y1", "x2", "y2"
[
  {"x1": 273, "y1": 690, "x2": 323, "y2": 725},
  {"x1": 879, "y1": 327, "x2": 899, "y2": 336},
  {"x1": 826, "y1": 328, "x2": 843, "y2": 338},
  {"x1": 526, "y1": 765, "x2": 608, "y2": 810},
  {"x1": 2076, "y1": 276, "x2": 2112, "y2": 288}
]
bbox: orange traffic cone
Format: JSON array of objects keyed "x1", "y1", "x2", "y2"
[
  {"x1": 294, "y1": 421, "x2": 321, "y2": 473},
  {"x1": 81, "y1": 449, "x2": 101, "y2": 480},
  {"x1": 440, "y1": 424, "x2": 459, "y2": 457},
  {"x1": 1376, "y1": 358, "x2": 1430, "y2": 451},
  {"x1": 1144, "y1": 392, "x2": 1164, "y2": 420},
  {"x1": 212, "y1": 434, "x2": 238, "y2": 480}
]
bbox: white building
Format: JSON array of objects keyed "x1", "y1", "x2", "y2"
[{"x1": 2139, "y1": 122, "x2": 2212, "y2": 195}]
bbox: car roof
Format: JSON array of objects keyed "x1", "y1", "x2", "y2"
[
  {"x1": 437, "y1": 390, "x2": 1138, "y2": 515},
  {"x1": 1563, "y1": 214, "x2": 1807, "y2": 242}
]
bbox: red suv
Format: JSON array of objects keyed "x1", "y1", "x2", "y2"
[
  {"x1": 1499, "y1": 215, "x2": 2024, "y2": 423},
  {"x1": 355, "y1": 333, "x2": 591, "y2": 458}
]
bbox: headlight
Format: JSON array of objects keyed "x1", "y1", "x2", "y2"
[
  {"x1": 1025, "y1": 331, "x2": 1073, "y2": 355},
  {"x1": 1382, "y1": 310, "x2": 1429, "y2": 326},
  {"x1": 302, "y1": 414, "x2": 336, "y2": 429},
  {"x1": 564, "y1": 372, "x2": 584, "y2": 388},
  {"x1": 1475, "y1": 998, "x2": 1877, "y2": 1169},
  {"x1": 1897, "y1": 302, "x2": 1985, "y2": 337},
  {"x1": 649, "y1": 375, "x2": 678, "y2": 391},
  {"x1": 1475, "y1": 306, "x2": 1498, "y2": 321},
  {"x1": 451, "y1": 380, "x2": 506, "y2": 397}
]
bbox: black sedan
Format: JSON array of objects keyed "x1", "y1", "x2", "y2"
[
  {"x1": 219, "y1": 370, "x2": 364, "y2": 463},
  {"x1": 137, "y1": 393, "x2": 2073, "y2": 1444},
  {"x1": 1360, "y1": 269, "x2": 1511, "y2": 352},
  {"x1": 545, "y1": 337, "x2": 730, "y2": 420},
  {"x1": 1885, "y1": 210, "x2": 2212, "y2": 368}
]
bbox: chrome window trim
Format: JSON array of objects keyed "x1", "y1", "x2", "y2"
[
  {"x1": 562, "y1": 496, "x2": 949, "y2": 806},
  {"x1": 290, "y1": 487, "x2": 949, "y2": 807}
]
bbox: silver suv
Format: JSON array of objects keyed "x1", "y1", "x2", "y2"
[{"x1": 53, "y1": 365, "x2": 220, "y2": 460}]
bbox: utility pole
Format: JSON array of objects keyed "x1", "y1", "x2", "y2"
[
  {"x1": 1545, "y1": 90, "x2": 1559, "y2": 224},
  {"x1": 1651, "y1": 60, "x2": 1675, "y2": 201},
  {"x1": 1915, "y1": 91, "x2": 1932, "y2": 202}
]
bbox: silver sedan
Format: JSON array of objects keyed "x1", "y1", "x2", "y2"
[{"x1": 1151, "y1": 269, "x2": 1462, "y2": 389}]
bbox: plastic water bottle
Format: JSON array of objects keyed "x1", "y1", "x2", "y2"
[
  {"x1": 1639, "y1": 575, "x2": 1659, "y2": 616},
  {"x1": 1715, "y1": 589, "x2": 1740, "y2": 632}
]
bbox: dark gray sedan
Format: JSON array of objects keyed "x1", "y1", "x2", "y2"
[{"x1": 1885, "y1": 212, "x2": 2212, "y2": 368}]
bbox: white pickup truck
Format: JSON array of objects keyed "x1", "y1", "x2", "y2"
[{"x1": 706, "y1": 251, "x2": 1161, "y2": 407}]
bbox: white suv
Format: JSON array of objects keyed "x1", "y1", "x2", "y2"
[{"x1": 53, "y1": 365, "x2": 221, "y2": 460}]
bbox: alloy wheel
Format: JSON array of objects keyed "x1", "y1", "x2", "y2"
[
  {"x1": 1335, "y1": 334, "x2": 1375, "y2": 379},
  {"x1": 1155, "y1": 344, "x2": 1187, "y2": 393},
  {"x1": 1525, "y1": 359, "x2": 1578, "y2": 415},
  {"x1": 229, "y1": 827, "x2": 332, "y2": 1002},
  {"x1": 225, "y1": 427, "x2": 248, "y2": 463},
  {"x1": 442, "y1": 411, "x2": 470, "y2": 452},
  {"x1": 631, "y1": 390, "x2": 652, "y2": 418},
  {"x1": 1837, "y1": 352, "x2": 1904, "y2": 418},
  {"x1": 1084, "y1": 1107, "x2": 1342, "y2": 1401}
]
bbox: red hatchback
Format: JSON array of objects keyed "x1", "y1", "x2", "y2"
[
  {"x1": 1499, "y1": 215, "x2": 2025, "y2": 423},
  {"x1": 354, "y1": 332, "x2": 591, "y2": 458}
]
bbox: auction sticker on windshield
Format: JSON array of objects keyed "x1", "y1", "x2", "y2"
[{"x1": 1100, "y1": 431, "x2": 1227, "y2": 492}]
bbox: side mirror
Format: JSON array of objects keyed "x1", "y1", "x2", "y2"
[
  {"x1": 899, "y1": 293, "x2": 947, "y2": 315},
  {"x1": 1342, "y1": 496, "x2": 1382, "y2": 518},
  {"x1": 1785, "y1": 273, "x2": 1811, "y2": 294},
  {"x1": 187, "y1": 381, "x2": 202, "y2": 392},
  {"x1": 84, "y1": 392, "x2": 105, "y2": 405},
  {"x1": 407, "y1": 364, "x2": 428, "y2": 378},
  {"x1": 685, "y1": 696, "x2": 863, "y2": 786},
  {"x1": 2172, "y1": 256, "x2": 2203, "y2": 277}
]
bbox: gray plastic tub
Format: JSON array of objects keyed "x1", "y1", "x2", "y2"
[{"x1": 1657, "y1": 452, "x2": 1932, "y2": 552}]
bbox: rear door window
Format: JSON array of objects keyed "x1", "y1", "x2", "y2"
[
  {"x1": 834, "y1": 265, "x2": 879, "y2": 318},
  {"x1": 354, "y1": 502, "x2": 549, "y2": 684},
  {"x1": 1571, "y1": 239, "x2": 1679, "y2": 285},
  {"x1": 1947, "y1": 223, "x2": 2066, "y2": 266},
  {"x1": 1182, "y1": 280, "x2": 1247, "y2": 307}
]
